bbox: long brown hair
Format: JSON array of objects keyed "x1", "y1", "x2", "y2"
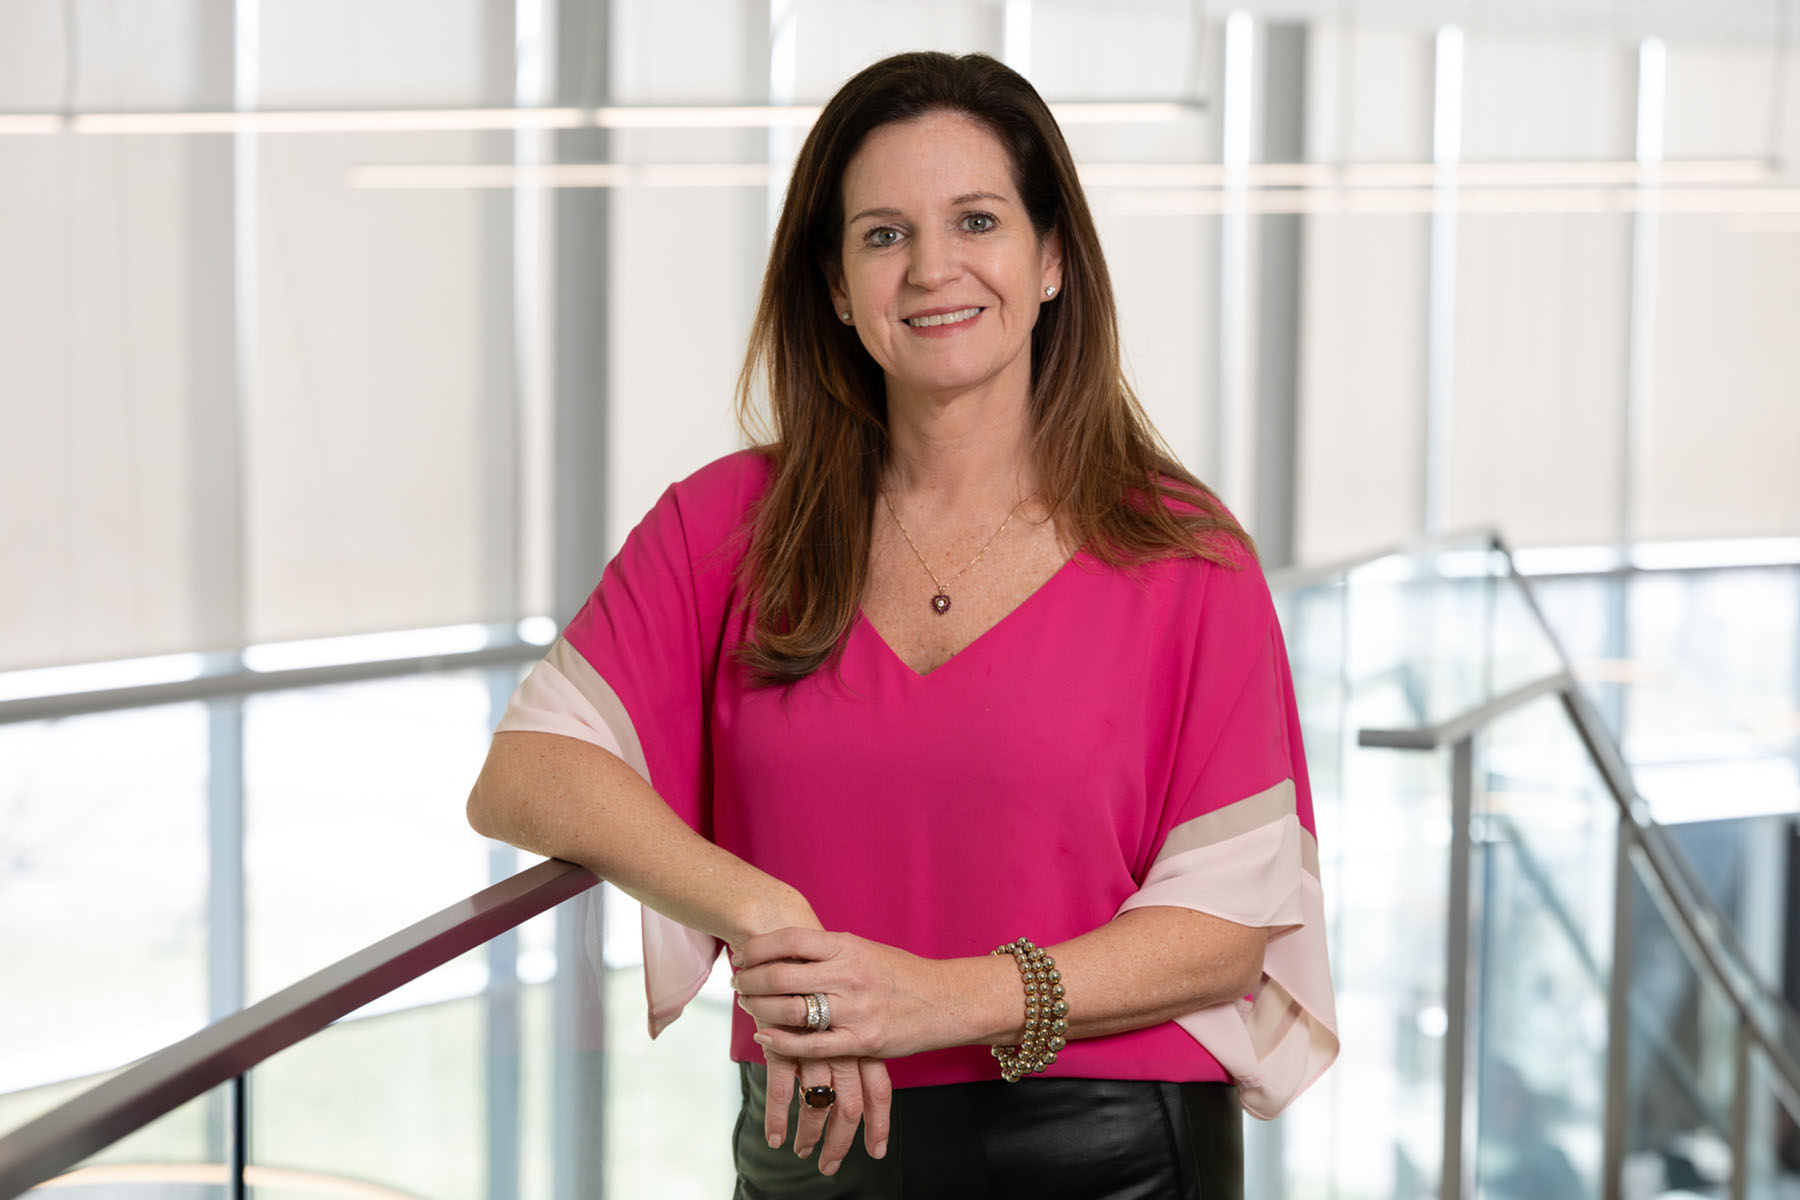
[{"x1": 736, "y1": 51, "x2": 1251, "y2": 685}]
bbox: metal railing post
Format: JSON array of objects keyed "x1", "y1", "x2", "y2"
[
  {"x1": 1731, "y1": 1021, "x2": 1751, "y2": 1200},
  {"x1": 1601, "y1": 823, "x2": 1635, "y2": 1199},
  {"x1": 229, "y1": 1073, "x2": 247, "y2": 1200},
  {"x1": 1442, "y1": 733, "x2": 1479, "y2": 1200}
]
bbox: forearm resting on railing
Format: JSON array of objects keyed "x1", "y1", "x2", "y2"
[{"x1": 466, "y1": 730, "x2": 818, "y2": 946}]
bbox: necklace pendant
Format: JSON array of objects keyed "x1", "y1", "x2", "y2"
[{"x1": 930, "y1": 593, "x2": 952, "y2": 615}]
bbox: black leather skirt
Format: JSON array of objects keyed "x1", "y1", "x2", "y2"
[{"x1": 732, "y1": 1063, "x2": 1244, "y2": 1199}]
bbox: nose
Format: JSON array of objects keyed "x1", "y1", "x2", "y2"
[{"x1": 906, "y1": 228, "x2": 960, "y2": 291}]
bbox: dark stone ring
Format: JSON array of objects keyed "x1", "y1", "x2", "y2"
[{"x1": 803, "y1": 1085, "x2": 836, "y2": 1109}]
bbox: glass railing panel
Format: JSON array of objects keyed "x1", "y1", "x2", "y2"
[
  {"x1": 15, "y1": 1085, "x2": 230, "y2": 1194},
  {"x1": 1627, "y1": 815, "x2": 1800, "y2": 1104},
  {"x1": 1531, "y1": 564, "x2": 1800, "y2": 823},
  {"x1": 1621, "y1": 852, "x2": 1739, "y2": 1198},
  {"x1": 592, "y1": 884, "x2": 749, "y2": 1196},
  {"x1": 1622, "y1": 566, "x2": 1800, "y2": 807},
  {"x1": 247, "y1": 951, "x2": 494, "y2": 1199},
  {"x1": 1472, "y1": 847, "x2": 1608, "y2": 1199},
  {"x1": 1647, "y1": 815, "x2": 1795, "y2": 1028},
  {"x1": 1745, "y1": 1047, "x2": 1800, "y2": 1199},
  {"x1": 0, "y1": 702, "x2": 210, "y2": 1131},
  {"x1": 1491, "y1": 569, "x2": 1575, "y2": 691},
  {"x1": 235, "y1": 895, "x2": 739, "y2": 1200},
  {"x1": 1256, "y1": 737, "x2": 1457, "y2": 1199},
  {"x1": 242, "y1": 670, "x2": 504, "y2": 1003},
  {"x1": 1264, "y1": 553, "x2": 1491, "y2": 1198},
  {"x1": 1472, "y1": 697, "x2": 1621, "y2": 1198},
  {"x1": 1339, "y1": 541, "x2": 1565, "y2": 736},
  {"x1": 1274, "y1": 577, "x2": 1350, "y2": 816},
  {"x1": 601, "y1": 960, "x2": 738, "y2": 1197},
  {"x1": 1266, "y1": 543, "x2": 1800, "y2": 1199},
  {"x1": 1479, "y1": 696, "x2": 1619, "y2": 974},
  {"x1": 1527, "y1": 573, "x2": 1633, "y2": 743}
]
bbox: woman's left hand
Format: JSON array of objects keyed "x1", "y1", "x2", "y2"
[
  {"x1": 732, "y1": 927, "x2": 981, "y2": 1061},
  {"x1": 762, "y1": 1047, "x2": 891, "y2": 1174}
]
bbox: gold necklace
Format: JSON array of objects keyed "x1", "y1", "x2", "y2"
[{"x1": 881, "y1": 491, "x2": 1031, "y2": 616}]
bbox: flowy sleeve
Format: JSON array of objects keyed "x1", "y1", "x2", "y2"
[
  {"x1": 495, "y1": 457, "x2": 760, "y2": 1037},
  {"x1": 1117, "y1": 558, "x2": 1339, "y2": 1119}
]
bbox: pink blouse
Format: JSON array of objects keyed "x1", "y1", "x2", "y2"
[{"x1": 498, "y1": 450, "x2": 1337, "y2": 1118}]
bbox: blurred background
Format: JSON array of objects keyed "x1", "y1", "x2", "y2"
[{"x1": 0, "y1": 0, "x2": 1796, "y2": 1197}]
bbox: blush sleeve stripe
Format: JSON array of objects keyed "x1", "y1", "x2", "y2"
[
  {"x1": 495, "y1": 637, "x2": 722, "y2": 1036},
  {"x1": 1116, "y1": 778, "x2": 1339, "y2": 1118}
]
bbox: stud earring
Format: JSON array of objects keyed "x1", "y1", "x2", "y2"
[
  {"x1": 1044, "y1": 285, "x2": 1058, "y2": 298},
  {"x1": 840, "y1": 311, "x2": 852, "y2": 322}
]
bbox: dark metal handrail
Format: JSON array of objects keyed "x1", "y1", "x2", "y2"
[{"x1": 0, "y1": 858, "x2": 595, "y2": 1196}]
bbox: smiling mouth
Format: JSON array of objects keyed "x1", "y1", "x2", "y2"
[{"x1": 904, "y1": 306, "x2": 983, "y2": 328}]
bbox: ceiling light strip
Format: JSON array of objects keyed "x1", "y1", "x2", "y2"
[
  {"x1": 0, "y1": 114, "x2": 60, "y2": 133},
  {"x1": 0, "y1": 101, "x2": 1190, "y2": 137},
  {"x1": 1111, "y1": 187, "x2": 1800, "y2": 216},
  {"x1": 1077, "y1": 159, "x2": 1770, "y2": 189},
  {"x1": 345, "y1": 159, "x2": 1800, "y2": 210}
]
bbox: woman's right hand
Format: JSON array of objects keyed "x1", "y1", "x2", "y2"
[{"x1": 762, "y1": 1047, "x2": 891, "y2": 1176}]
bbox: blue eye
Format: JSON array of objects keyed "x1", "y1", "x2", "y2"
[{"x1": 964, "y1": 213, "x2": 997, "y2": 233}]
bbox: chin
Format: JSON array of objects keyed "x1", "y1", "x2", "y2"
[
  {"x1": 888, "y1": 356, "x2": 1020, "y2": 399},
  {"x1": 896, "y1": 373, "x2": 1000, "y2": 400}
]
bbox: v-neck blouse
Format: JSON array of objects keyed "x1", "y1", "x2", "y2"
[
  {"x1": 856, "y1": 544, "x2": 1082, "y2": 678},
  {"x1": 498, "y1": 450, "x2": 1338, "y2": 1118}
]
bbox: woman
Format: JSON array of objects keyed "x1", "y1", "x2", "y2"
[{"x1": 468, "y1": 51, "x2": 1336, "y2": 1197}]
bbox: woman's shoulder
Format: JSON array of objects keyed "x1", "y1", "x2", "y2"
[
  {"x1": 1139, "y1": 538, "x2": 1268, "y2": 618},
  {"x1": 1122, "y1": 481, "x2": 1270, "y2": 625},
  {"x1": 645, "y1": 448, "x2": 775, "y2": 575},
  {"x1": 668, "y1": 447, "x2": 776, "y2": 514},
  {"x1": 1134, "y1": 474, "x2": 1260, "y2": 572},
  {"x1": 651, "y1": 448, "x2": 772, "y2": 536}
]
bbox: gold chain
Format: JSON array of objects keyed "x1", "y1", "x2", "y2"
[{"x1": 881, "y1": 490, "x2": 1032, "y2": 615}]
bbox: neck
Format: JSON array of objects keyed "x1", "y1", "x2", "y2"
[{"x1": 882, "y1": 381, "x2": 1036, "y2": 512}]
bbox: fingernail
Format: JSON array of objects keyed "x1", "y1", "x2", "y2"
[
  {"x1": 767, "y1": 1132, "x2": 782, "y2": 1149},
  {"x1": 753, "y1": 1033, "x2": 772, "y2": 1047},
  {"x1": 872, "y1": 1140, "x2": 888, "y2": 1159},
  {"x1": 822, "y1": 1161, "x2": 840, "y2": 1176}
]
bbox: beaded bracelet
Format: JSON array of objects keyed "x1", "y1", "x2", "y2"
[{"x1": 990, "y1": 937, "x2": 1067, "y2": 1082}]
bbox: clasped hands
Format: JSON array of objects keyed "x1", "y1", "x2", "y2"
[{"x1": 729, "y1": 927, "x2": 955, "y2": 1177}]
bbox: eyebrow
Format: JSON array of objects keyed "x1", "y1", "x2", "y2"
[{"x1": 846, "y1": 191, "x2": 1013, "y2": 226}]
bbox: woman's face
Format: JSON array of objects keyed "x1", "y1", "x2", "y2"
[{"x1": 830, "y1": 111, "x2": 1062, "y2": 408}]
